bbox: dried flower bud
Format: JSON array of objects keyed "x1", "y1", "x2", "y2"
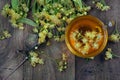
[
  {"x1": 95, "y1": 2, "x2": 110, "y2": 11},
  {"x1": 29, "y1": 51, "x2": 44, "y2": 67},
  {"x1": 109, "y1": 34, "x2": 120, "y2": 42},
  {"x1": 105, "y1": 48, "x2": 113, "y2": 60}
]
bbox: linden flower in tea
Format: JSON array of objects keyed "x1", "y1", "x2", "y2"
[{"x1": 71, "y1": 30, "x2": 103, "y2": 55}]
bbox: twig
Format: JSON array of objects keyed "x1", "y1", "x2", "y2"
[{"x1": 3, "y1": 57, "x2": 28, "y2": 80}]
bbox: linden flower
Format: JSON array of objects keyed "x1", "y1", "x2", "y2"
[
  {"x1": 38, "y1": 30, "x2": 48, "y2": 44},
  {"x1": 31, "y1": 56, "x2": 39, "y2": 63},
  {"x1": 76, "y1": 32, "x2": 83, "y2": 40},
  {"x1": 47, "y1": 32, "x2": 53, "y2": 38},
  {"x1": 109, "y1": 34, "x2": 120, "y2": 42},
  {"x1": 75, "y1": 42, "x2": 82, "y2": 49},
  {"x1": 59, "y1": 34, "x2": 65, "y2": 41},
  {"x1": 57, "y1": 27, "x2": 62, "y2": 31},
  {"x1": 38, "y1": 59, "x2": 44, "y2": 64},
  {"x1": 33, "y1": 12, "x2": 41, "y2": 19},
  {"x1": 44, "y1": 23, "x2": 50, "y2": 29},
  {"x1": 81, "y1": 43, "x2": 90, "y2": 55},
  {"x1": 62, "y1": 53, "x2": 68, "y2": 61},
  {"x1": 29, "y1": 51, "x2": 44, "y2": 67},
  {"x1": 21, "y1": 4, "x2": 29, "y2": 12},
  {"x1": 0, "y1": 30, "x2": 11, "y2": 40},
  {"x1": 39, "y1": 20, "x2": 46, "y2": 26},
  {"x1": 2, "y1": 7, "x2": 22, "y2": 28},
  {"x1": 56, "y1": 13, "x2": 62, "y2": 19},
  {"x1": 95, "y1": 2, "x2": 110, "y2": 11},
  {"x1": 93, "y1": 43, "x2": 99, "y2": 49},
  {"x1": 30, "y1": 51, "x2": 38, "y2": 57},
  {"x1": 31, "y1": 57, "x2": 44, "y2": 67},
  {"x1": 85, "y1": 31, "x2": 91, "y2": 38},
  {"x1": 18, "y1": 23, "x2": 24, "y2": 30},
  {"x1": 3, "y1": 30, "x2": 11, "y2": 38},
  {"x1": 96, "y1": 33, "x2": 103, "y2": 42},
  {"x1": 102, "y1": 6, "x2": 110, "y2": 11},
  {"x1": 57, "y1": 53, "x2": 68, "y2": 72},
  {"x1": 54, "y1": 36, "x2": 60, "y2": 41},
  {"x1": 58, "y1": 61, "x2": 67, "y2": 72},
  {"x1": 105, "y1": 48, "x2": 113, "y2": 60},
  {"x1": 80, "y1": 6, "x2": 91, "y2": 12},
  {"x1": 96, "y1": 2, "x2": 103, "y2": 9},
  {"x1": 1, "y1": 4, "x2": 10, "y2": 17},
  {"x1": 49, "y1": 24, "x2": 55, "y2": 29},
  {"x1": 8, "y1": 9, "x2": 21, "y2": 20},
  {"x1": 66, "y1": 18, "x2": 73, "y2": 24},
  {"x1": 49, "y1": 15, "x2": 61, "y2": 25},
  {"x1": 82, "y1": 37, "x2": 88, "y2": 43},
  {"x1": 85, "y1": 31, "x2": 96, "y2": 39},
  {"x1": 38, "y1": 36, "x2": 46, "y2": 44},
  {"x1": 71, "y1": 30, "x2": 79, "y2": 41},
  {"x1": 91, "y1": 31, "x2": 97, "y2": 38}
]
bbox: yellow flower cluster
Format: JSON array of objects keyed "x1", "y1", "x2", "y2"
[
  {"x1": 58, "y1": 53, "x2": 68, "y2": 72},
  {"x1": 105, "y1": 48, "x2": 113, "y2": 60},
  {"x1": 72, "y1": 30, "x2": 103, "y2": 55},
  {"x1": 33, "y1": 2, "x2": 77, "y2": 44},
  {"x1": 21, "y1": 4, "x2": 29, "y2": 13},
  {"x1": 0, "y1": 30, "x2": 11, "y2": 40},
  {"x1": 95, "y1": 2, "x2": 110, "y2": 11},
  {"x1": 38, "y1": 29, "x2": 48, "y2": 44},
  {"x1": 109, "y1": 34, "x2": 120, "y2": 42},
  {"x1": 73, "y1": 0, "x2": 91, "y2": 16},
  {"x1": 29, "y1": 51, "x2": 44, "y2": 67},
  {"x1": 1, "y1": 3, "x2": 29, "y2": 29}
]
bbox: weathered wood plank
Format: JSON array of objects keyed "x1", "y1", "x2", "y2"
[
  {"x1": 0, "y1": 1, "x2": 26, "y2": 80},
  {"x1": 1, "y1": 0, "x2": 120, "y2": 80},
  {"x1": 23, "y1": 40, "x2": 75, "y2": 80},
  {"x1": 76, "y1": 0, "x2": 120, "y2": 80},
  {"x1": 0, "y1": 0, "x2": 75, "y2": 80}
]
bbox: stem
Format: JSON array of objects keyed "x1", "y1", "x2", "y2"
[
  {"x1": 82, "y1": 1, "x2": 87, "y2": 7},
  {"x1": 112, "y1": 53, "x2": 120, "y2": 58},
  {"x1": 73, "y1": 0, "x2": 83, "y2": 10},
  {"x1": 26, "y1": 0, "x2": 30, "y2": 7},
  {"x1": 3, "y1": 57, "x2": 28, "y2": 80},
  {"x1": 32, "y1": 0, "x2": 37, "y2": 13},
  {"x1": 78, "y1": 0, "x2": 83, "y2": 9}
]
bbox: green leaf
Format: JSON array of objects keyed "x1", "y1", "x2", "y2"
[
  {"x1": 17, "y1": 18, "x2": 38, "y2": 27},
  {"x1": 32, "y1": 0, "x2": 37, "y2": 13},
  {"x1": 11, "y1": 0, "x2": 19, "y2": 11}
]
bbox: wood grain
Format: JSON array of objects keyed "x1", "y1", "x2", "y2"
[
  {"x1": 76, "y1": 0, "x2": 120, "y2": 80},
  {"x1": 0, "y1": 0, "x2": 75, "y2": 80},
  {"x1": 1, "y1": 0, "x2": 120, "y2": 80}
]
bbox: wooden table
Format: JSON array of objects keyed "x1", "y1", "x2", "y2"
[{"x1": 0, "y1": 0, "x2": 120, "y2": 80}]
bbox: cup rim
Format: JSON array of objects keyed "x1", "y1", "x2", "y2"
[{"x1": 65, "y1": 15, "x2": 108, "y2": 58}]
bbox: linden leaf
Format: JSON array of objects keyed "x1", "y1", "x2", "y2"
[
  {"x1": 17, "y1": 18, "x2": 38, "y2": 27},
  {"x1": 32, "y1": 0, "x2": 37, "y2": 13},
  {"x1": 11, "y1": 0, "x2": 19, "y2": 12}
]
